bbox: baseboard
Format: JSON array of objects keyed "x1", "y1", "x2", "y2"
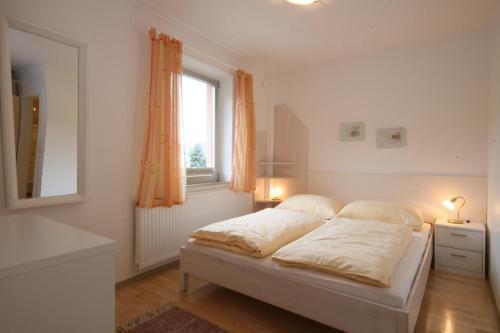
[{"x1": 116, "y1": 258, "x2": 179, "y2": 288}]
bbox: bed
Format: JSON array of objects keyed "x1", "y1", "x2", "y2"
[{"x1": 180, "y1": 219, "x2": 433, "y2": 333}]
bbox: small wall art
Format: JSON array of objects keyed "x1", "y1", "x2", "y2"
[
  {"x1": 376, "y1": 127, "x2": 407, "y2": 148},
  {"x1": 339, "y1": 122, "x2": 365, "y2": 141}
]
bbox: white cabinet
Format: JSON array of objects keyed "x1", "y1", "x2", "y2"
[
  {"x1": 434, "y1": 218, "x2": 485, "y2": 278},
  {"x1": 0, "y1": 214, "x2": 116, "y2": 333}
]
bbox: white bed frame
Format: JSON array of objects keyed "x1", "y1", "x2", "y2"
[{"x1": 179, "y1": 230, "x2": 433, "y2": 333}]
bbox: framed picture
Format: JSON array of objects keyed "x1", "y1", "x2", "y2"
[
  {"x1": 339, "y1": 122, "x2": 365, "y2": 141},
  {"x1": 376, "y1": 127, "x2": 406, "y2": 148}
]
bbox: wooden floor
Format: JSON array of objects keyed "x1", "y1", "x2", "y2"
[{"x1": 116, "y1": 263, "x2": 500, "y2": 333}]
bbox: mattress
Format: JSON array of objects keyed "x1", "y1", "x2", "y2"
[{"x1": 185, "y1": 221, "x2": 431, "y2": 309}]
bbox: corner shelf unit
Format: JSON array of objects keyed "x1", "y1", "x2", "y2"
[
  {"x1": 254, "y1": 199, "x2": 283, "y2": 204},
  {"x1": 254, "y1": 161, "x2": 297, "y2": 212}
]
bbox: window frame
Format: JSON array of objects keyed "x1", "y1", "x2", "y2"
[{"x1": 182, "y1": 70, "x2": 220, "y2": 185}]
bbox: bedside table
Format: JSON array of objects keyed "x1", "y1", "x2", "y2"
[
  {"x1": 252, "y1": 199, "x2": 282, "y2": 212},
  {"x1": 434, "y1": 218, "x2": 485, "y2": 279}
]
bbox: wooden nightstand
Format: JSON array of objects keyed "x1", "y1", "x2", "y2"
[
  {"x1": 252, "y1": 199, "x2": 282, "y2": 212},
  {"x1": 434, "y1": 218, "x2": 485, "y2": 279}
]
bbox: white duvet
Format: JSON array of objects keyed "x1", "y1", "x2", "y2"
[
  {"x1": 191, "y1": 208, "x2": 324, "y2": 257},
  {"x1": 272, "y1": 218, "x2": 412, "y2": 287}
]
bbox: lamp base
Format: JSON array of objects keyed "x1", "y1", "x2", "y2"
[{"x1": 447, "y1": 219, "x2": 465, "y2": 224}]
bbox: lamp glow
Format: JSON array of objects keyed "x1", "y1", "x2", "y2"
[
  {"x1": 270, "y1": 187, "x2": 283, "y2": 201},
  {"x1": 441, "y1": 196, "x2": 466, "y2": 224},
  {"x1": 286, "y1": 0, "x2": 318, "y2": 6},
  {"x1": 441, "y1": 199, "x2": 455, "y2": 210}
]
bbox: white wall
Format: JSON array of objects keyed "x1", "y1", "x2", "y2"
[
  {"x1": 275, "y1": 31, "x2": 489, "y2": 177},
  {"x1": 0, "y1": 0, "x2": 259, "y2": 282},
  {"x1": 249, "y1": 65, "x2": 276, "y2": 163},
  {"x1": 487, "y1": 5, "x2": 500, "y2": 312},
  {"x1": 310, "y1": 171, "x2": 487, "y2": 223}
]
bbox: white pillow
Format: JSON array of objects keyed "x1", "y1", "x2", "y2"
[
  {"x1": 336, "y1": 200, "x2": 424, "y2": 231},
  {"x1": 276, "y1": 194, "x2": 345, "y2": 219}
]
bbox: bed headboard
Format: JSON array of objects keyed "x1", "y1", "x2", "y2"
[{"x1": 308, "y1": 171, "x2": 487, "y2": 224}]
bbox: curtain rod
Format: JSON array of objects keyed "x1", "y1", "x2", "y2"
[{"x1": 149, "y1": 27, "x2": 242, "y2": 72}]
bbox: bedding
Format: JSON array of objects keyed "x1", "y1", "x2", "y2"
[
  {"x1": 272, "y1": 218, "x2": 412, "y2": 287},
  {"x1": 184, "y1": 223, "x2": 432, "y2": 308},
  {"x1": 191, "y1": 208, "x2": 324, "y2": 257},
  {"x1": 275, "y1": 194, "x2": 345, "y2": 219},
  {"x1": 336, "y1": 200, "x2": 424, "y2": 231}
]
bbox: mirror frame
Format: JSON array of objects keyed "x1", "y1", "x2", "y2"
[{"x1": 0, "y1": 15, "x2": 86, "y2": 209}]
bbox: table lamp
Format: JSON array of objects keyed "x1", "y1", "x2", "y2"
[
  {"x1": 441, "y1": 196, "x2": 466, "y2": 224},
  {"x1": 270, "y1": 187, "x2": 283, "y2": 201}
]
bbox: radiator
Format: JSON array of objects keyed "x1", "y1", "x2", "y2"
[{"x1": 135, "y1": 189, "x2": 252, "y2": 270}]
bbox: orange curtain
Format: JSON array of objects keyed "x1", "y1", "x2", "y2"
[
  {"x1": 136, "y1": 29, "x2": 186, "y2": 208},
  {"x1": 231, "y1": 70, "x2": 256, "y2": 193}
]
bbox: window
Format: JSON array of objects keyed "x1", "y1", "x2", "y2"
[{"x1": 182, "y1": 71, "x2": 219, "y2": 184}]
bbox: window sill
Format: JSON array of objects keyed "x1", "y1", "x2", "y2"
[{"x1": 186, "y1": 182, "x2": 231, "y2": 194}]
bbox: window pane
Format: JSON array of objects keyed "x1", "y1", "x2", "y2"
[{"x1": 182, "y1": 75, "x2": 215, "y2": 169}]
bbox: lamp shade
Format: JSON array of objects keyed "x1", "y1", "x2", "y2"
[
  {"x1": 442, "y1": 199, "x2": 456, "y2": 210},
  {"x1": 271, "y1": 187, "x2": 283, "y2": 200},
  {"x1": 441, "y1": 196, "x2": 466, "y2": 224}
]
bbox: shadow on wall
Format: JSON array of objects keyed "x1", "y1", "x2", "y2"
[
  {"x1": 255, "y1": 104, "x2": 309, "y2": 202},
  {"x1": 274, "y1": 104, "x2": 309, "y2": 194}
]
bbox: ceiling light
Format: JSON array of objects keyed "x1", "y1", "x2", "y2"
[{"x1": 286, "y1": 0, "x2": 318, "y2": 6}]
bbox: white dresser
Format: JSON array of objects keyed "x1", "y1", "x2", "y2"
[
  {"x1": 0, "y1": 214, "x2": 116, "y2": 333},
  {"x1": 434, "y1": 218, "x2": 485, "y2": 279}
]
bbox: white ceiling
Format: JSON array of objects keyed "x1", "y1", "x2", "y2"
[{"x1": 139, "y1": 0, "x2": 499, "y2": 70}]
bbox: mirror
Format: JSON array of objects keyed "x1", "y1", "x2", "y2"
[{"x1": 0, "y1": 17, "x2": 86, "y2": 209}]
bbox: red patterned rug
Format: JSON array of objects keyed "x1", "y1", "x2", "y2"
[{"x1": 116, "y1": 304, "x2": 228, "y2": 333}]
